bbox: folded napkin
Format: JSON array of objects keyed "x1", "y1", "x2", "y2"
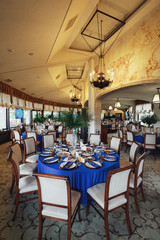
[
  {"x1": 88, "y1": 161, "x2": 100, "y2": 168},
  {"x1": 62, "y1": 162, "x2": 73, "y2": 169},
  {"x1": 80, "y1": 141, "x2": 86, "y2": 151},
  {"x1": 43, "y1": 157, "x2": 57, "y2": 163}
]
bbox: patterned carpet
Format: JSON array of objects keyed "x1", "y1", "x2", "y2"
[{"x1": 0, "y1": 140, "x2": 160, "y2": 240}]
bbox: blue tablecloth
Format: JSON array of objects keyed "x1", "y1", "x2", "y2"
[{"x1": 38, "y1": 151, "x2": 119, "y2": 206}]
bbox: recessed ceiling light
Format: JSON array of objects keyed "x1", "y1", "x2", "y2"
[
  {"x1": 5, "y1": 79, "x2": 12, "y2": 83},
  {"x1": 21, "y1": 88, "x2": 26, "y2": 90},
  {"x1": 28, "y1": 52, "x2": 34, "y2": 56},
  {"x1": 7, "y1": 49, "x2": 14, "y2": 53}
]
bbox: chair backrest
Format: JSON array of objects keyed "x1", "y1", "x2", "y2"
[
  {"x1": 129, "y1": 142, "x2": 140, "y2": 164},
  {"x1": 127, "y1": 131, "x2": 134, "y2": 142},
  {"x1": 111, "y1": 123, "x2": 116, "y2": 129},
  {"x1": 34, "y1": 173, "x2": 70, "y2": 211},
  {"x1": 145, "y1": 133, "x2": 156, "y2": 145},
  {"x1": 48, "y1": 125, "x2": 54, "y2": 131},
  {"x1": 13, "y1": 130, "x2": 21, "y2": 144},
  {"x1": 47, "y1": 131, "x2": 56, "y2": 141},
  {"x1": 118, "y1": 129, "x2": 123, "y2": 139},
  {"x1": 110, "y1": 136, "x2": 121, "y2": 155},
  {"x1": 23, "y1": 137, "x2": 36, "y2": 157},
  {"x1": 7, "y1": 151, "x2": 20, "y2": 183},
  {"x1": 26, "y1": 131, "x2": 37, "y2": 141},
  {"x1": 105, "y1": 166, "x2": 132, "y2": 210},
  {"x1": 25, "y1": 125, "x2": 31, "y2": 132},
  {"x1": 66, "y1": 133, "x2": 73, "y2": 145},
  {"x1": 42, "y1": 134, "x2": 54, "y2": 149},
  {"x1": 134, "y1": 152, "x2": 149, "y2": 186},
  {"x1": 89, "y1": 134, "x2": 101, "y2": 145},
  {"x1": 14, "y1": 126, "x2": 21, "y2": 135},
  {"x1": 58, "y1": 126, "x2": 63, "y2": 133},
  {"x1": 8, "y1": 142, "x2": 22, "y2": 163}
]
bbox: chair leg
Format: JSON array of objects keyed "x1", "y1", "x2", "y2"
[
  {"x1": 78, "y1": 201, "x2": 81, "y2": 221},
  {"x1": 13, "y1": 193, "x2": 19, "y2": 220},
  {"x1": 38, "y1": 215, "x2": 43, "y2": 240},
  {"x1": 134, "y1": 188, "x2": 140, "y2": 214},
  {"x1": 125, "y1": 203, "x2": 132, "y2": 234},
  {"x1": 67, "y1": 219, "x2": 71, "y2": 240},
  {"x1": 10, "y1": 167, "x2": 15, "y2": 194},
  {"x1": 86, "y1": 194, "x2": 90, "y2": 217},
  {"x1": 104, "y1": 211, "x2": 110, "y2": 240},
  {"x1": 140, "y1": 183, "x2": 145, "y2": 201}
]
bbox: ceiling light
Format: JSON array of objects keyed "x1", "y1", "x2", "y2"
[
  {"x1": 152, "y1": 88, "x2": 160, "y2": 103},
  {"x1": 109, "y1": 105, "x2": 113, "y2": 110},
  {"x1": 70, "y1": 87, "x2": 80, "y2": 102},
  {"x1": 115, "y1": 98, "x2": 121, "y2": 108},
  {"x1": 28, "y1": 52, "x2": 34, "y2": 56},
  {"x1": 90, "y1": 20, "x2": 113, "y2": 89},
  {"x1": 114, "y1": 107, "x2": 117, "y2": 111}
]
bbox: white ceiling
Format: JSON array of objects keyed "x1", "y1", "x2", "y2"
[{"x1": 0, "y1": 0, "x2": 159, "y2": 106}]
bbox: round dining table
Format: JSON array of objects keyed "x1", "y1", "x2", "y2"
[{"x1": 38, "y1": 150, "x2": 119, "y2": 206}]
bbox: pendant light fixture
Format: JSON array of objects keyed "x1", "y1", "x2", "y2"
[
  {"x1": 115, "y1": 98, "x2": 121, "y2": 108},
  {"x1": 152, "y1": 88, "x2": 160, "y2": 103},
  {"x1": 108, "y1": 105, "x2": 113, "y2": 110}
]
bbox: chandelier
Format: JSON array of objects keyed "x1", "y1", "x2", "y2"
[
  {"x1": 70, "y1": 87, "x2": 80, "y2": 102},
  {"x1": 89, "y1": 20, "x2": 113, "y2": 89}
]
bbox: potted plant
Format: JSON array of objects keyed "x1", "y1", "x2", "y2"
[
  {"x1": 53, "y1": 107, "x2": 92, "y2": 148},
  {"x1": 141, "y1": 114, "x2": 158, "y2": 127}
]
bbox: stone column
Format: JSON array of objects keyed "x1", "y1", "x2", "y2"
[{"x1": 88, "y1": 58, "x2": 95, "y2": 136}]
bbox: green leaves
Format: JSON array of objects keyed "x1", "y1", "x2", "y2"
[
  {"x1": 141, "y1": 114, "x2": 158, "y2": 126},
  {"x1": 52, "y1": 107, "x2": 93, "y2": 130}
]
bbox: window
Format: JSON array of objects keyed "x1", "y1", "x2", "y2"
[
  {"x1": 24, "y1": 110, "x2": 31, "y2": 125},
  {"x1": 44, "y1": 111, "x2": 52, "y2": 118},
  {"x1": 0, "y1": 107, "x2": 7, "y2": 130},
  {"x1": 9, "y1": 108, "x2": 21, "y2": 127}
]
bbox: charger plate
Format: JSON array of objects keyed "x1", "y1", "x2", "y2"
[
  {"x1": 42, "y1": 157, "x2": 58, "y2": 164},
  {"x1": 59, "y1": 162, "x2": 77, "y2": 170}
]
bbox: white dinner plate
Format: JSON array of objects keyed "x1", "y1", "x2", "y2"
[
  {"x1": 59, "y1": 162, "x2": 77, "y2": 170},
  {"x1": 84, "y1": 161, "x2": 102, "y2": 169}
]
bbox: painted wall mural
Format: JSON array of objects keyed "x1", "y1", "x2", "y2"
[{"x1": 96, "y1": 4, "x2": 160, "y2": 96}]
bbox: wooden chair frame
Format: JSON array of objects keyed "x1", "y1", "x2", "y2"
[
  {"x1": 125, "y1": 131, "x2": 134, "y2": 152},
  {"x1": 143, "y1": 133, "x2": 156, "y2": 160},
  {"x1": 34, "y1": 173, "x2": 81, "y2": 240},
  {"x1": 130, "y1": 151, "x2": 149, "y2": 214},
  {"x1": 129, "y1": 142, "x2": 140, "y2": 164},
  {"x1": 87, "y1": 165, "x2": 133, "y2": 240},
  {"x1": 42, "y1": 134, "x2": 54, "y2": 150},
  {"x1": 7, "y1": 151, "x2": 38, "y2": 220}
]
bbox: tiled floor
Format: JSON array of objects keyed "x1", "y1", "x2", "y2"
[{"x1": 0, "y1": 140, "x2": 160, "y2": 240}]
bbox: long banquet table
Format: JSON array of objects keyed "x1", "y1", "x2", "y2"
[{"x1": 38, "y1": 150, "x2": 119, "y2": 206}]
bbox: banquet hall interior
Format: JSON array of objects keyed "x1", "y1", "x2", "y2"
[{"x1": 0, "y1": 0, "x2": 160, "y2": 239}]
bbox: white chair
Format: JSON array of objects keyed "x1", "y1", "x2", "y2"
[
  {"x1": 129, "y1": 152, "x2": 149, "y2": 214},
  {"x1": 47, "y1": 131, "x2": 57, "y2": 141},
  {"x1": 7, "y1": 151, "x2": 38, "y2": 220},
  {"x1": 42, "y1": 134, "x2": 54, "y2": 150},
  {"x1": 8, "y1": 142, "x2": 37, "y2": 193},
  {"x1": 110, "y1": 136, "x2": 121, "y2": 156},
  {"x1": 23, "y1": 137, "x2": 39, "y2": 163},
  {"x1": 126, "y1": 131, "x2": 134, "y2": 152},
  {"x1": 12, "y1": 130, "x2": 23, "y2": 145},
  {"x1": 89, "y1": 134, "x2": 101, "y2": 145},
  {"x1": 26, "y1": 131, "x2": 40, "y2": 147},
  {"x1": 118, "y1": 129, "x2": 127, "y2": 149},
  {"x1": 87, "y1": 166, "x2": 133, "y2": 240},
  {"x1": 120, "y1": 142, "x2": 140, "y2": 168},
  {"x1": 142, "y1": 133, "x2": 156, "y2": 160},
  {"x1": 34, "y1": 173, "x2": 81, "y2": 240}
]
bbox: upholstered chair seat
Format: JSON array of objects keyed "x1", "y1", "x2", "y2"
[
  {"x1": 42, "y1": 190, "x2": 80, "y2": 220},
  {"x1": 141, "y1": 144, "x2": 155, "y2": 149},
  {"x1": 19, "y1": 163, "x2": 37, "y2": 175},
  {"x1": 19, "y1": 176, "x2": 38, "y2": 194},
  {"x1": 25, "y1": 154, "x2": 39, "y2": 163}
]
